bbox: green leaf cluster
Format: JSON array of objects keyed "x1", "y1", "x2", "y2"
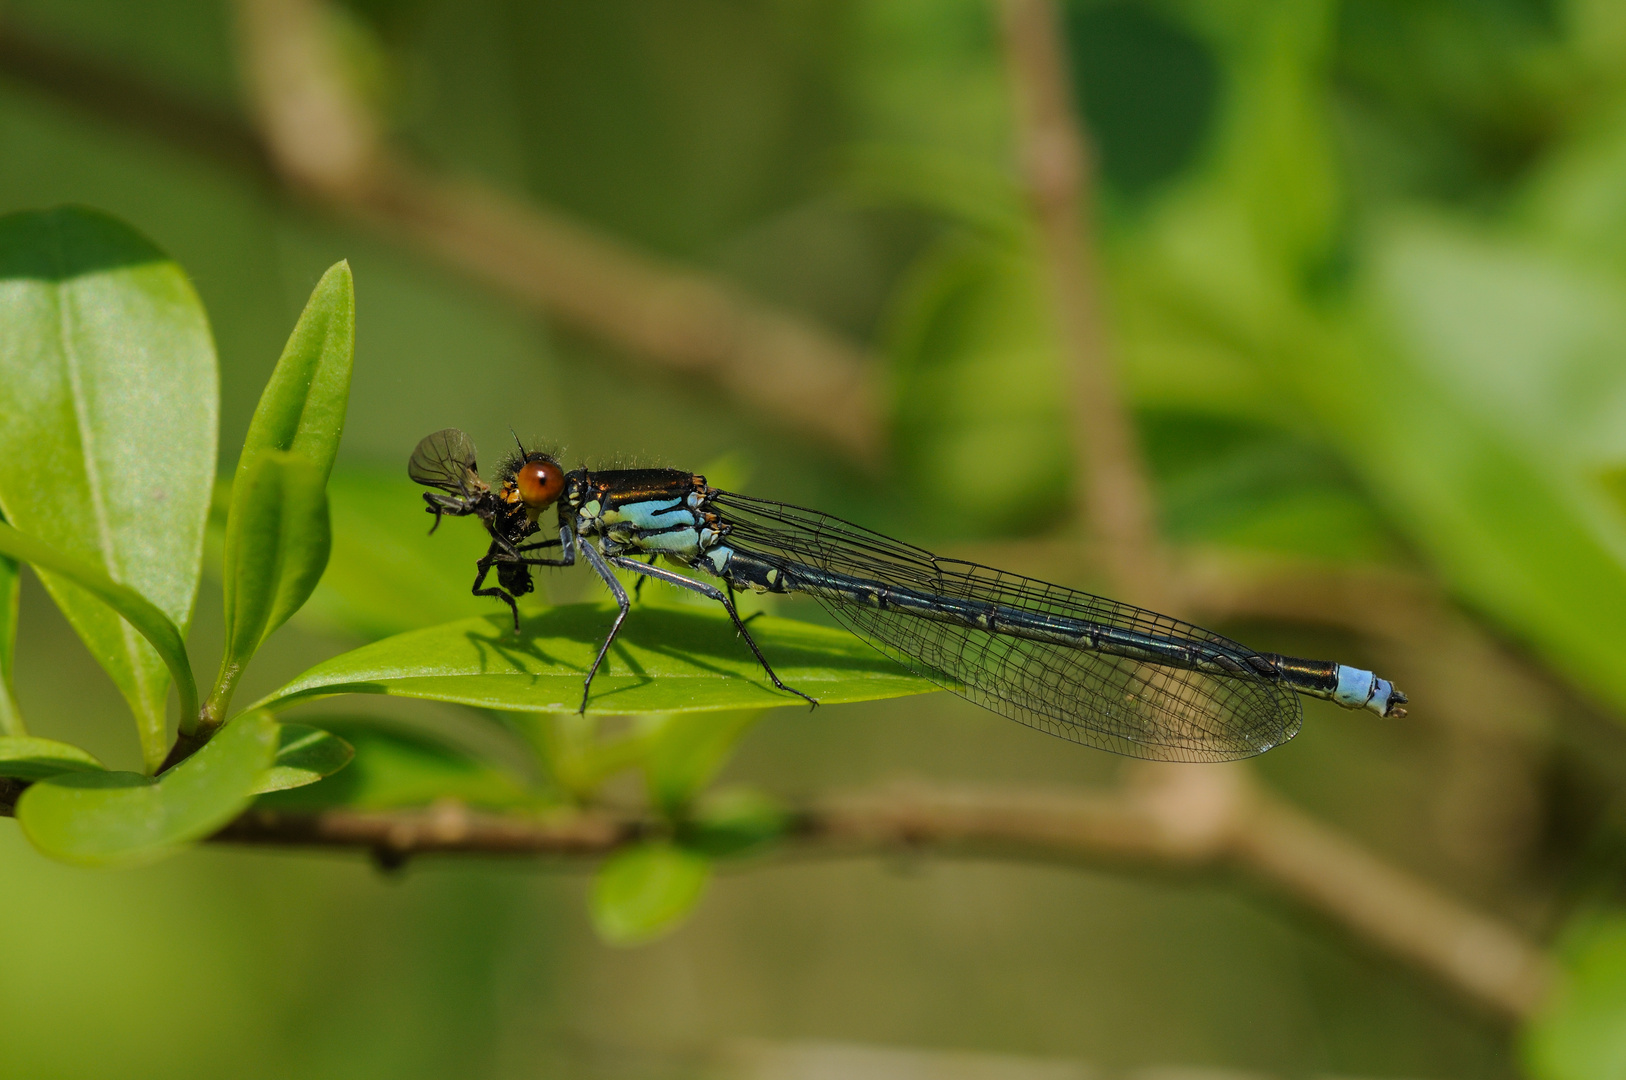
[
  {"x1": 0, "y1": 211, "x2": 358, "y2": 863},
  {"x1": 0, "y1": 207, "x2": 216, "y2": 768}
]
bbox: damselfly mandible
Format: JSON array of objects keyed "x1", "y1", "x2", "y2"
[{"x1": 409, "y1": 429, "x2": 1407, "y2": 763}]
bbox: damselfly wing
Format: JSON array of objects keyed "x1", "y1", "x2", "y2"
[{"x1": 713, "y1": 492, "x2": 1300, "y2": 761}]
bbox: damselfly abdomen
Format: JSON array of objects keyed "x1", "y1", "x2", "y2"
[{"x1": 409, "y1": 429, "x2": 1407, "y2": 762}]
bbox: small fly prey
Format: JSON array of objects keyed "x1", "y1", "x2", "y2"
[{"x1": 409, "y1": 429, "x2": 1407, "y2": 762}]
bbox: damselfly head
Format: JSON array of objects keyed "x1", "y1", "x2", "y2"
[
  {"x1": 514, "y1": 455, "x2": 565, "y2": 510},
  {"x1": 498, "y1": 442, "x2": 566, "y2": 513}
]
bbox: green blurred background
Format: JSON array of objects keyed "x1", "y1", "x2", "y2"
[{"x1": 9, "y1": 0, "x2": 1626, "y2": 1075}]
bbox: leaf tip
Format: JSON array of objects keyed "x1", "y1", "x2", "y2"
[{"x1": 317, "y1": 259, "x2": 354, "y2": 295}]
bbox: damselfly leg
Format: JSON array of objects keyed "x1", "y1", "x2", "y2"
[
  {"x1": 631, "y1": 553, "x2": 660, "y2": 601},
  {"x1": 607, "y1": 554, "x2": 816, "y2": 710},
  {"x1": 576, "y1": 542, "x2": 632, "y2": 713},
  {"x1": 473, "y1": 531, "x2": 576, "y2": 632}
]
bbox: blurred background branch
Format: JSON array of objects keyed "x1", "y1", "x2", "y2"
[
  {"x1": 998, "y1": 0, "x2": 1165, "y2": 604},
  {"x1": 0, "y1": 18, "x2": 271, "y2": 172},
  {"x1": 216, "y1": 768, "x2": 1554, "y2": 1021},
  {"x1": 0, "y1": 7, "x2": 884, "y2": 460}
]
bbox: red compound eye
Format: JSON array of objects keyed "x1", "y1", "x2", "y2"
[{"x1": 516, "y1": 458, "x2": 564, "y2": 508}]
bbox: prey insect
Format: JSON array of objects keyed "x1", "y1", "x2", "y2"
[{"x1": 409, "y1": 429, "x2": 1407, "y2": 762}]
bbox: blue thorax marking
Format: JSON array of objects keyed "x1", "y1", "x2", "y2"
[
  {"x1": 629, "y1": 528, "x2": 704, "y2": 556},
  {"x1": 600, "y1": 499, "x2": 693, "y2": 531}
]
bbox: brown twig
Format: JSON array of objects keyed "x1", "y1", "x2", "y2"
[
  {"x1": 215, "y1": 797, "x2": 644, "y2": 856},
  {"x1": 0, "y1": 22, "x2": 272, "y2": 176},
  {"x1": 215, "y1": 772, "x2": 1554, "y2": 1020},
  {"x1": 997, "y1": 0, "x2": 1164, "y2": 604},
  {"x1": 812, "y1": 772, "x2": 1555, "y2": 1021},
  {"x1": 351, "y1": 165, "x2": 883, "y2": 459},
  {"x1": 0, "y1": 13, "x2": 882, "y2": 460}
]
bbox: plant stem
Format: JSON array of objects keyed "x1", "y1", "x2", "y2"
[
  {"x1": 213, "y1": 773, "x2": 1554, "y2": 1021},
  {"x1": 997, "y1": 0, "x2": 1167, "y2": 608}
]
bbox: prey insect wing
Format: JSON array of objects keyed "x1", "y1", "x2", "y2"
[{"x1": 409, "y1": 427, "x2": 482, "y2": 495}]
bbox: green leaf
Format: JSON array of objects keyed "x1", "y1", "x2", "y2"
[
  {"x1": 15, "y1": 710, "x2": 276, "y2": 866},
  {"x1": 206, "y1": 452, "x2": 331, "y2": 725},
  {"x1": 229, "y1": 453, "x2": 332, "y2": 650},
  {"x1": 299, "y1": 467, "x2": 494, "y2": 640},
  {"x1": 887, "y1": 235, "x2": 1070, "y2": 536},
  {"x1": 0, "y1": 735, "x2": 106, "y2": 780},
  {"x1": 1517, "y1": 90, "x2": 1626, "y2": 272},
  {"x1": 843, "y1": 143, "x2": 1026, "y2": 238},
  {"x1": 0, "y1": 520, "x2": 198, "y2": 735},
  {"x1": 1524, "y1": 915, "x2": 1626, "y2": 1080},
  {"x1": 642, "y1": 709, "x2": 764, "y2": 816},
  {"x1": 0, "y1": 532, "x2": 21, "y2": 735},
  {"x1": 1603, "y1": 466, "x2": 1626, "y2": 518},
  {"x1": 234, "y1": 260, "x2": 354, "y2": 484},
  {"x1": 1144, "y1": 411, "x2": 1397, "y2": 562},
  {"x1": 1329, "y1": 222, "x2": 1626, "y2": 717},
  {"x1": 1111, "y1": 0, "x2": 1340, "y2": 430},
  {"x1": 202, "y1": 261, "x2": 351, "y2": 731},
  {"x1": 248, "y1": 604, "x2": 936, "y2": 716},
  {"x1": 252, "y1": 723, "x2": 353, "y2": 795},
  {"x1": 513, "y1": 710, "x2": 651, "y2": 803},
  {"x1": 589, "y1": 842, "x2": 711, "y2": 946},
  {"x1": 1183, "y1": 0, "x2": 1342, "y2": 275},
  {"x1": 681, "y1": 786, "x2": 791, "y2": 859},
  {"x1": 0, "y1": 208, "x2": 217, "y2": 770},
  {"x1": 252, "y1": 720, "x2": 532, "y2": 811}
]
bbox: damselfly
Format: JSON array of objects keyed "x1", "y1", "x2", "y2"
[{"x1": 409, "y1": 429, "x2": 1407, "y2": 762}]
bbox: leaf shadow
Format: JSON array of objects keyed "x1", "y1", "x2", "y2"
[
  {"x1": 604, "y1": 606, "x2": 915, "y2": 678},
  {"x1": 40, "y1": 770, "x2": 153, "y2": 791},
  {"x1": 0, "y1": 207, "x2": 171, "y2": 282}
]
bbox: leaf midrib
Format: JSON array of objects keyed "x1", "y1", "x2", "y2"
[{"x1": 48, "y1": 235, "x2": 157, "y2": 717}]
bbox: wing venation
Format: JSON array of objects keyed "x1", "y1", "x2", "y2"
[
  {"x1": 711, "y1": 490, "x2": 1301, "y2": 761},
  {"x1": 409, "y1": 428, "x2": 482, "y2": 495}
]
